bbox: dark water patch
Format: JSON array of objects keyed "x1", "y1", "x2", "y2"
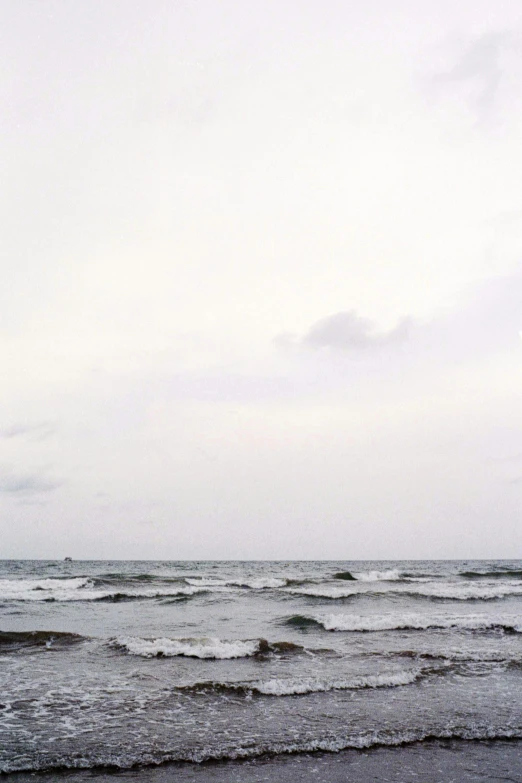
[
  {"x1": 95, "y1": 592, "x2": 141, "y2": 603},
  {"x1": 333, "y1": 572, "x2": 356, "y2": 581},
  {"x1": 283, "y1": 615, "x2": 323, "y2": 630},
  {"x1": 255, "y1": 639, "x2": 304, "y2": 657},
  {"x1": 270, "y1": 640, "x2": 304, "y2": 654},
  {"x1": 95, "y1": 590, "x2": 211, "y2": 603},
  {"x1": 0, "y1": 630, "x2": 86, "y2": 652},
  {"x1": 92, "y1": 574, "x2": 187, "y2": 587},
  {"x1": 460, "y1": 570, "x2": 522, "y2": 579},
  {"x1": 159, "y1": 595, "x2": 198, "y2": 604},
  {"x1": 374, "y1": 650, "x2": 445, "y2": 661}
]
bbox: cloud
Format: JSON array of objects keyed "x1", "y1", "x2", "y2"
[
  {"x1": 0, "y1": 467, "x2": 63, "y2": 496},
  {"x1": 276, "y1": 267, "x2": 522, "y2": 362},
  {"x1": 278, "y1": 311, "x2": 411, "y2": 353},
  {"x1": 426, "y1": 31, "x2": 508, "y2": 123},
  {"x1": 0, "y1": 422, "x2": 56, "y2": 441}
]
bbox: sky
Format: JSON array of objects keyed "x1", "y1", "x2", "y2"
[{"x1": 1, "y1": 0, "x2": 522, "y2": 559}]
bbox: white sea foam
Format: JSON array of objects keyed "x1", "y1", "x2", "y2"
[
  {"x1": 0, "y1": 577, "x2": 92, "y2": 601},
  {"x1": 312, "y1": 612, "x2": 522, "y2": 633},
  {"x1": 115, "y1": 636, "x2": 261, "y2": 659},
  {"x1": 250, "y1": 669, "x2": 421, "y2": 695},
  {"x1": 353, "y1": 569, "x2": 403, "y2": 581}
]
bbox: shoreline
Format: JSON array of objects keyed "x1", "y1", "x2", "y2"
[{"x1": 5, "y1": 739, "x2": 522, "y2": 782}]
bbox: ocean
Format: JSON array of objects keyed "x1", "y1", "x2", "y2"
[{"x1": 1, "y1": 559, "x2": 522, "y2": 781}]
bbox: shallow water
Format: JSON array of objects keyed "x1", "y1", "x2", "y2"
[{"x1": 1, "y1": 560, "x2": 522, "y2": 779}]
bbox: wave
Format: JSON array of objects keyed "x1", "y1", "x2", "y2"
[
  {"x1": 93, "y1": 590, "x2": 208, "y2": 603},
  {"x1": 460, "y1": 569, "x2": 522, "y2": 579},
  {"x1": 348, "y1": 570, "x2": 434, "y2": 583},
  {"x1": 352, "y1": 569, "x2": 403, "y2": 582},
  {"x1": 112, "y1": 636, "x2": 304, "y2": 659},
  {"x1": 398, "y1": 583, "x2": 522, "y2": 601},
  {"x1": 184, "y1": 577, "x2": 288, "y2": 589},
  {"x1": 92, "y1": 574, "x2": 187, "y2": 587},
  {"x1": 285, "y1": 612, "x2": 522, "y2": 633},
  {"x1": 0, "y1": 576, "x2": 91, "y2": 592},
  {"x1": 328, "y1": 569, "x2": 404, "y2": 582},
  {"x1": 285, "y1": 586, "x2": 360, "y2": 599},
  {"x1": 0, "y1": 577, "x2": 213, "y2": 602},
  {"x1": 0, "y1": 630, "x2": 86, "y2": 651},
  {"x1": 287, "y1": 581, "x2": 522, "y2": 602},
  {"x1": 5, "y1": 727, "x2": 522, "y2": 773},
  {"x1": 183, "y1": 669, "x2": 425, "y2": 697},
  {"x1": 284, "y1": 614, "x2": 324, "y2": 629},
  {"x1": 389, "y1": 649, "x2": 522, "y2": 665}
]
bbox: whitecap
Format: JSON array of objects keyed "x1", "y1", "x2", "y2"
[
  {"x1": 353, "y1": 569, "x2": 403, "y2": 581},
  {"x1": 250, "y1": 669, "x2": 422, "y2": 695},
  {"x1": 312, "y1": 612, "x2": 522, "y2": 633},
  {"x1": 285, "y1": 586, "x2": 360, "y2": 599},
  {"x1": 113, "y1": 636, "x2": 261, "y2": 659},
  {"x1": 400, "y1": 583, "x2": 522, "y2": 601}
]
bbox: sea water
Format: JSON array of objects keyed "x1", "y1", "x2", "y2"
[{"x1": 1, "y1": 559, "x2": 522, "y2": 781}]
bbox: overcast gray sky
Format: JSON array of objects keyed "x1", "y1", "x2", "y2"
[{"x1": 2, "y1": 0, "x2": 522, "y2": 559}]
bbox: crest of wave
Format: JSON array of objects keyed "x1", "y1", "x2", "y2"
[
  {"x1": 250, "y1": 669, "x2": 422, "y2": 695},
  {"x1": 403, "y1": 583, "x2": 522, "y2": 601},
  {"x1": 0, "y1": 577, "x2": 92, "y2": 600},
  {"x1": 0, "y1": 578, "x2": 211, "y2": 602},
  {"x1": 185, "y1": 577, "x2": 287, "y2": 589},
  {"x1": 114, "y1": 636, "x2": 261, "y2": 659},
  {"x1": 285, "y1": 586, "x2": 360, "y2": 599},
  {"x1": 353, "y1": 570, "x2": 402, "y2": 581},
  {"x1": 314, "y1": 612, "x2": 522, "y2": 632}
]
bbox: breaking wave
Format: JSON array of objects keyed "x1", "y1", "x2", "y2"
[
  {"x1": 286, "y1": 582, "x2": 522, "y2": 602},
  {"x1": 285, "y1": 612, "x2": 522, "y2": 633},
  {"x1": 4, "y1": 726, "x2": 522, "y2": 773},
  {"x1": 0, "y1": 577, "x2": 213, "y2": 602},
  {"x1": 353, "y1": 569, "x2": 403, "y2": 581},
  {"x1": 398, "y1": 583, "x2": 522, "y2": 601},
  {"x1": 285, "y1": 586, "x2": 360, "y2": 599},
  {"x1": 184, "y1": 669, "x2": 425, "y2": 697},
  {"x1": 92, "y1": 574, "x2": 187, "y2": 587},
  {"x1": 111, "y1": 636, "x2": 304, "y2": 659},
  {"x1": 284, "y1": 614, "x2": 324, "y2": 629},
  {"x1": 184, "y1": 577, "x2": 288, "y2": 589},
  {"x1": 0, "y1": 630, "x2": 86, "y2": 651}
]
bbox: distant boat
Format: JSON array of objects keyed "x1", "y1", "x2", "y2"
[{"x1": 64, "y1": 557, "x2": 72, "y2": 562}]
